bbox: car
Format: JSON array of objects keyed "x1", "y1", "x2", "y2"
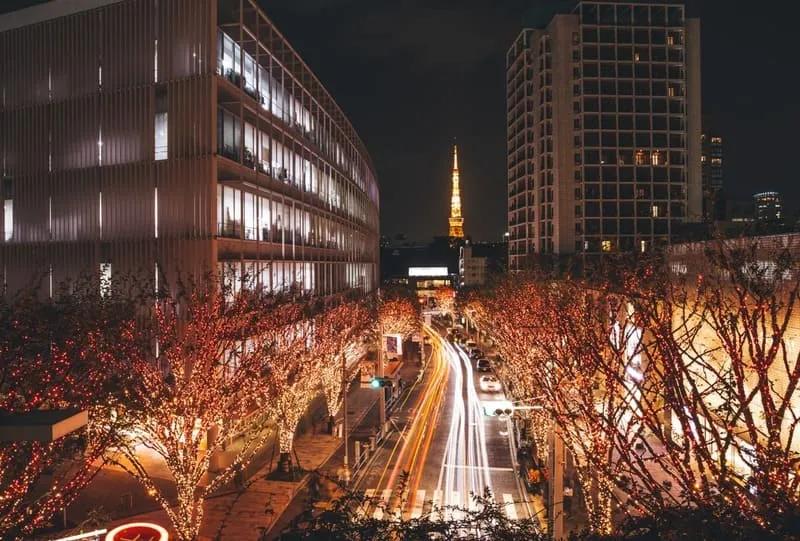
[
  {"x1": 469, "y1": 348, "x2": 483, "y2": 359},
  {"x1": 476, "y1": 358, "x2": 492, "y2": 372},
  {"x1": 479, "y1": 375, "x2": 502, "y2": 392},
  {"x1": 466, "y1": 340, "x2": 477, "y2": 349}
]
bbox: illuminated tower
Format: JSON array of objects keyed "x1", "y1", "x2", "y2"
[{"x1": 448, "y1": 144, "x2": 464, "y2": 238}]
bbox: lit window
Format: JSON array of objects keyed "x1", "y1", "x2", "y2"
[
  {"x1": 711, "y1": 157, "x2": 722, "y2": 165},
  {"x1": 601, "y1": 240, "x2": 612, "y2": 252},
  {"x1": 668, "y1": 86, "x2": 675, "y2": 97},
  {"x1": 155, "y1": 90, "x2": 168, "y2": 160},
  {"x1": 3, "y1": 198, "x2": 12, "y2": 241},
  {"x1": 154, "y1": 39, "x2": 159, "y2": 82},
  {"x1": 635, "y1": 150, "x2": 647, "y2": 165},
  {"x1": 100, "y1": 263, "x2": 112, "y2": 298},
  {"x1": 651, "y1": 205, "x2": 659, "y2": 217},
  {"x1": 651, "y1": 150, "x2": 663, "y2": 166},
  {"x1": 667, "y1": 35, "x2": 674, "y2": 46},
  {"x1": 701, "y1": 155, "x2": 707, "y2": 163},
  {"x1": 640, "y1": 240, "x2": 647, "y2": 253},
  {"x1": 154, "y1": 187, "x2": 159, "y2": 238},
  {"x1": 711, "y1": 136, "x2": 722, "y2": 144},
  {"x1": 634, "y1": 52, "x2": 640, "y2": 62}
]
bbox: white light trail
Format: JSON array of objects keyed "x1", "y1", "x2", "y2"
[{"x1": 435, "y1": 338, "x2": 494, "y2": 513}]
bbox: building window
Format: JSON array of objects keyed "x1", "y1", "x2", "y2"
[
  {"x1": 155, "y1": 90, "x2": 168, "y2": 160},
  {"x1": 635, "y1": 150, "x2": 648, "y2": 165},
  {"x1": 651, "y1": 150, "x2": 663, "y2": 166},
  {"x1": 640, "y1": 240, "x2": 647, "y2": 253},
  {"x1": 651, "y1": 205, "x2": 659, "y2": 217},
  {"x1": 3, "y1": 198, "x2": 11, "y2": 241},
  {"x1": 100, "y1": 263, "x2": 112, "y2": 298},
  {"x1": 602, "y1": 239, "x2": 612, "y2": 252}
]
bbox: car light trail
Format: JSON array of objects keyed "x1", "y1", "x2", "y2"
[{"x1": 435, "y1": 338, "x2": 493, "y2": 514}]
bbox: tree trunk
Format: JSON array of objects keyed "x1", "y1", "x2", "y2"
[{"x1": 170, "y1": 485, "x2": 204, "y2": 541}]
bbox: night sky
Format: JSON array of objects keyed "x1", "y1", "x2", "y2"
[{"x1": 3, "y1": 0, "x2": 799, "y2": 240}]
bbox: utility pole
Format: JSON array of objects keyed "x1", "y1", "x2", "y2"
[{"x1": 377, "y1": 318, "x2": 386, "y2": 433}]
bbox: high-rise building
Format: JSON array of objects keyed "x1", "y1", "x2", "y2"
[
  {"x1": 506, "y1": 1, "x2": 701, "y2": 270},
  {"x1": 700, "y1": 130, "x2": 723, "y2": 220},
  {"x1": 0, "y1": 0, "x2": 379, "y2": 296},
  {"x1": 754, "y1": 191, "x2": 782, "y2": 223},
  {"x1": 448, "y1": 144, "x2": 464, "y2": 239}
]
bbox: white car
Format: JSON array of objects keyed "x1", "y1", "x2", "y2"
[{"x1": 479, "y1": 375, "x2": 502, "y2": 392}]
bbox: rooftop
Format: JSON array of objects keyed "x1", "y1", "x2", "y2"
[{"x1": 0, "y1": 0, "x2": 124, "y2": 33}]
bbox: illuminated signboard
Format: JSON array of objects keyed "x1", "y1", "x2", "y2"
[
  {"x1": 408, "y1": 267, "x2": 449, "y2": 277},
  {"x1": 105, "y1": 522, "x2": 169, "y2": 541}
]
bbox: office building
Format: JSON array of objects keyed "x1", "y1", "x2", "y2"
[
  {"x1": 1, "y1": 0, "x2": 379, "y2": 296},
  {"x1": 507, "y1": 1, "x2": 701, "y2": 270},
  {"x1": 754, "y1": 191, "x2": 782, "y2": 224},
  {"x1": 700, "y1": 129, "x2": 723, "y2": 220}
]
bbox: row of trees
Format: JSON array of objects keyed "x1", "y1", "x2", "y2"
[
  {"x1": 0, "y1": 274, "x2": 420, "y2": 541},
  {"x1": 468, "y1": 242, "x2": 800, "y2": 538}
]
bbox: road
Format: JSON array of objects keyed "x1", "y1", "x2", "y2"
[{"x1": 355, "y1": 324, "x2": 534, "y2": 522}]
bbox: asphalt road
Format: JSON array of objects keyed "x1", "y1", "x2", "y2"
[{"x1": 354, "y1": 324, "x2": 534, "y2": 522}]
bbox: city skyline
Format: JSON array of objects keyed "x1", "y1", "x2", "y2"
[{"x1": 2, "y1": 0, "x2": 797, "y2": 241}]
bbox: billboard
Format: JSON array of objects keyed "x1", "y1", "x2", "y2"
[{"x1": 408, "y1": 266, "x2": 449, "y2": 277}]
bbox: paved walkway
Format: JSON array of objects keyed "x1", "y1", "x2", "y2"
[
  {"x1": 266, "y1": 357, "x2": 424, "y2": 539},
  {"x1": 50, "y1": 380, "x2": 379, "y2": 541}
]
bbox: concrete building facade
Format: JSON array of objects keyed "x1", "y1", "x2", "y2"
[
  {"x1": 1, "y1": 0, "x2": 379, "y2": 296},
  {"x1": 507, "y1": 1, "x2": 701, "y2": 270}
]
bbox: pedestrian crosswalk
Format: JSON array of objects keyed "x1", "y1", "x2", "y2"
[{"x1": 357, "y1": 488, "x2": 524, "y2": 520}]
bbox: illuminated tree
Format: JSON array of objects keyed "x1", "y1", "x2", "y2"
[
  {"x1": 433, "y1": 286, "x2": 456, "y2": 322},
  {"x1": 0, "y1": 277, "x2": 139, "y2": 539},
  {"x1": 621, "y1": 240, "x2": 800, "y2": 537},
  {"x1": 112, "y1": 283, "x2": 309, "y2": 541},
  {"x1": 378, "y1": 295, "x2": 421, "y2": 340},
  {"x1": 315, "y1": 300, "x2": 371, "y2": 427},
  {"x1": 474, "y1": 242, "x2": 800, "y2": 537}
]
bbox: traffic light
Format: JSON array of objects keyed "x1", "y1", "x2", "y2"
[{"x1": 370, "y1": 377, "x2": 393, "y2": 389}]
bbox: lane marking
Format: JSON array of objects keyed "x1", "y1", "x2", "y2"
[
  {"x1": 441, "y1": 463, "x2": 515, "y2": 472},
  {"x1": 410, "y1": 489, "x2": 425, "y2": 519},
  {"x1": 503, "y1": 492, "x2": 518, "y2": 520},
  {"x1": 359, "y1": 489, "x2": 375, "y2": 517},
  {"x1": 372, "y1": 489, "x2": 392, "y2": 520}
]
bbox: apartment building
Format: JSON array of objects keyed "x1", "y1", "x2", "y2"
[{"x1": 507, "y1": 1, "x2": 701, "y2": 270}]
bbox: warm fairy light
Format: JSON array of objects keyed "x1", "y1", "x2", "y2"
[
  {"x1": 378, "y1": 296, "x2": 420, "y2": 340},
  {"x1": 469, "y1": 238, "x2": 800, "y2": 534},
  {"x1": 1, "y1": 288, "x2": 132, "y2": 539},
  {"x1": 110, "y1": 286, "x2": 314, "y2": 541}
]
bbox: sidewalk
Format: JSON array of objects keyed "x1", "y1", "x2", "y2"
[
  {"x1": 51, "y1": 380, "x2": 379, "y2": 541},
  {"x1": 266, "y1": 357, "x2": 424, "y2": 539}
]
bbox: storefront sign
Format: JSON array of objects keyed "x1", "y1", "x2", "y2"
[{"x1": 105, "y1": 522, "x2": 168, "y2": 541}]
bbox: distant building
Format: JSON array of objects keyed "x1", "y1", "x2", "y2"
[
  {"x1": 754, "y1": 191, "x2": 783, "y2": 223},
  {"x1": 507, "y1": 1, "x2": 702, "y2": 270},
  {"x1": 701, "y1": 131, "x2": 723, "y2": 221},
  {"x1": 459, "y1": 245, "x2": 487, "y2": 287},
  {"x1": 726, "y1": 197, "x2": 756, "y2": 224}
]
